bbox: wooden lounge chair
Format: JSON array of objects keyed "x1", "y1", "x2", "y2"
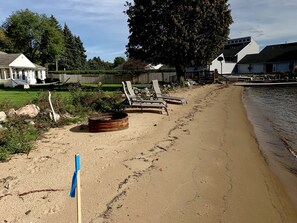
[
  {"x1": 152, "y1": 80, "x2": 187, "y2": 104},
  {"x1": 121, "y1": 82, "x2": 169, "y2": 115}
]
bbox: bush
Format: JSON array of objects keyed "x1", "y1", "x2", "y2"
[
  {"x1": 0, "y1": 85, "x2": 124, "y2": 161},
  {"x1": 0, "y1": 116, "x2": 38, "y2": 161}
]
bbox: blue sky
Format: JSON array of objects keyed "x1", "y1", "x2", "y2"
[{"x1": 0, "y1": 0, "x2": 296, "y2": 62}]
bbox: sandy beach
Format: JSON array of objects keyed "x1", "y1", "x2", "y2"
[{"x1": 1, "y1": 84, "x2": 297, "y2": 223}]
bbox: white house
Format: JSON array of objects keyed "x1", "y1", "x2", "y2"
[
  {"x1": 0, "y1": 52, "x2": 46, "y2": 87},
  {"x1": 237, "y1": 42, "x2": 297, "y2": 74},
  {"x1": 209, "y1": 36, "x2": 260, "y2": 74}
]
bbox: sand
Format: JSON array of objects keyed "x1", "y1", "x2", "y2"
[{"x1": 0, "y1": 84, "x2": 296, "y2": 223}]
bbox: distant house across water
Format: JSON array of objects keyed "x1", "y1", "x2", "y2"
[
  {"x1": 188, "y1": 37, "x2": 297, "y2": 77},
  {"x1": 237, "y1": 42, "x2": 297, "y2": 74},
  {"x1": 210, "y1": 36, "x2": 260, "y2": 74}
]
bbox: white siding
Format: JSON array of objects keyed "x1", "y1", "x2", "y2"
[
  {"x1": 210, "y1": 37, "x2": 260, "y2": 74},
  {"x1": 238, "y1": 64, "x2": 264, "y2": 73},
  {"x1": 237, "y1": 38, "x2": 260, "y2": 62},
  {"x1": 9, "y1": 54, "x2": 36, "y2": 68}
]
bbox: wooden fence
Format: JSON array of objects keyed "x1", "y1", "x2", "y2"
[{"x1": 48, "y1": 72, "x2": 177, "y2": 84}]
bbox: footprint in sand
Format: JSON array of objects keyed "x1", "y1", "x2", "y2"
[
  {"x1": 0, "y1": 176, "x2": 19, "y2": 194},
  {"x1": 27, "y1": 156, "x2": 53, "y2": 173},
  {"x1": 123, "y1": 158, "x2": 152, "y2": 173},
  {"x1": 44, "y1": 204, "x2": 61, "y2": 215},
  {"x1": 151, "y1": 139, "x2": 174, "y2": 153},
  {"x1": 27, "y1": 165, "x2": 41, "y2": 174}
]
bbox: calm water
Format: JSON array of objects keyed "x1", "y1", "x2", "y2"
[{"x1": 242, "y1": 86, "x2": 297, "y2": 207}]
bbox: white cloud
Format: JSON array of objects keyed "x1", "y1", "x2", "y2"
[
  {"x1": 39, "y1": 0, "x2": 127, "y2": 24},
  {"x1": 1, "y1": 0, "x2": 296, "y2": 60},
  {"x1": 86, "y1": 46, "x2": 126, "y2": 62},
  {"x1": 229, "y1": 0, "x2": 297, "y2": 43},
  {"x1": 0, "y1": 0, "x2": 129, "y2": 61}
]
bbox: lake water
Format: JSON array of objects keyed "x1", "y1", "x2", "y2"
[{"x1": 242, "y1": 86, "x2": 297, "y2": 208}]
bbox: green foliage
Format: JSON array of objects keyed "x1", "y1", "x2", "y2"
[
  {"x1": 67, "y1": 85, "x2": 122, "y2": 114},
  {"x1": 0, "y1": 117, "x2": 38, "y2": 160},
  {"x1": 0, "y1": 86, "x2": 123, "y2": 161},
  {"x1": 0, "y1": 98, "x2": 17, "y2": 111},
  {"x1": 122, "y1": 58, "x2": 148, "y2": 70},
  {"x1": 1, "y1": 9, "x2": 86, "y2": 69},
  {"x1": 58, "y1": 24, "x2": 87, "y2": 70},
  {"x1": 86, "y1": 56, "x2": 113, "y2": 70},
  {"x1": 125, "y1": 0, "x2": 233, "y2": 80},
  {"x1": 39, "y1": 16, "x2": 65, "y2": 66},
  {"x1": 0, "y1": 27, "x2": 13, "y2": 52},
  {"x1": 2, "y1": 9, "x2": 48, "y2": 62},
  {"x1": 113, "y1": 57, "x2": 126, "y2": 68}
]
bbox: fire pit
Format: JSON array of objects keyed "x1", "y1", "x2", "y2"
[{"x1": 88, "y1": 112, "x2": 128, "y2": 132}]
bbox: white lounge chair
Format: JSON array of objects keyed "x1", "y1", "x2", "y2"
[
  {"x1": 152, "y1": 80, "x2": 187, "y2": 104},
  {"x1": 121, "y1": 82, "x2": 169, "y2": 115}
]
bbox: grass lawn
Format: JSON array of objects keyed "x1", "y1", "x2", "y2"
[
  {"x1": 0, "y1": 88, "x2": 42, "y2": 106},
  {"x1": 0, "y1": 84, "x2": 123, "y2": 107}
]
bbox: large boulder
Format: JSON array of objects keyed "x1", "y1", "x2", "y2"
[
  {"x1": 15, "y1": 104, "x2": 40, "y2": 118},
  {"x1": 0, "y1": 111, "x2": 7, "y2": 123}
]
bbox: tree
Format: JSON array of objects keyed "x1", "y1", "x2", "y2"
[
  {"x1": 1, "y1": 10, "x2": 86, "y2": 69},
  {"x1": 2, "y1": 10, "x2": 65, "y2": 66},
  {"x1": 125, "y1": 0, "x2": 233, "y2": 81},
  {"x1": 122, "y1": 58, "x2": 148, "y2": 70},
  {"x1": 39, "y1": 15, "x2": 64, "y2": 66},
  {"x1": 59, "y1": 24, "x2": 87, "y2": 70},
  {"x1": 73, "y1": 36, "x2": 87, "y2": 69},
  {"x1": 86, "y1": 57, "x2": 113, "y2": 70},
  {"x1": 0, "y1": 27, "x2": 13, "y2": 52},
  {"x1": 2, "y1": 9, "x2": 47, "y2": 62},
  {"x1": 113, "y1": 56, "x2": 126, "y2": 68}
]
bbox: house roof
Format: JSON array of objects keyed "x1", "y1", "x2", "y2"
[
  {"x1": 237, "y1": 53, "x2": 262, "y2": 64},
  {"x1": 222, "y1": 42, "x2": 249, "y2": 57},
  {"x1": 34, "y1": 63, "x2": 46, "y2": 70},
  {"x1": 238, "y1": 42, "x2": 297, "y2": 64},
  {"x1": 218, "y1": 36, "x2": 252, "y2": 58},
  {"x1": 0, "y1": 53, "x2": 22, "y2": 66}
]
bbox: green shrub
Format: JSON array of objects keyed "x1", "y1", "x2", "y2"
[
  {"x1": 0, "y1": 117, "x2": 39, "y2": 161},
  {"x1": 0, "y1": 85, "x2": 124, "y2": 161}
]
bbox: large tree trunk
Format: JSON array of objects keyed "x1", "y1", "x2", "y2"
[{"x1": 175, "y1": 64, "x2": 186, "y2": 83}]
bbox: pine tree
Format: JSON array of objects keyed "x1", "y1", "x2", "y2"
[
  {"x1": 60, "y1": 24, "x2": 87, "y2": 70},
  {"x1": 40, "y1": 15, "x2": 64, "y2": 66}
]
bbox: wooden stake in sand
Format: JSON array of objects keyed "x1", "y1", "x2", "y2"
[
  {"x1": 48, "y1": 91, "x2": 57, "y2": 122},
  {"x1": 70, "y1": 154, "x2": 82, "y2": 223}
]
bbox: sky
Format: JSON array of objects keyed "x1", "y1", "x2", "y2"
[{"x1": 0, "y1": 0, "x2": 296, "y2": 62}]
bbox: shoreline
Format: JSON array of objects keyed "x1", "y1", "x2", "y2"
[
  {"x1": 0, "y1": 84, "x2": 296, "y2": 222},
  {"x1": 242, "y1": 87, "x2": 297, "y2": 212}
]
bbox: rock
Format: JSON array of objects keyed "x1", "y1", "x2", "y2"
[
  {"x1": 0, "y1": 111, "x2": 7, "y2": 123},
  {"x1": 15, "y1": 104, "x2": 40, "y2": 118},
  {"x1": 24, "y1": 119, "x2": 35, "y2": 125},
  {"x1": 6, "y1": 108, "x2": 16, "y2": 118}
]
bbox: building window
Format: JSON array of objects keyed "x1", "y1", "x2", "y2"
[
  {"x1": 22, "y1": 70, "x2": 26, "y2": 80},
  {"x1": 224, "y1": 55, "x2": 238, "y2": 63}
]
